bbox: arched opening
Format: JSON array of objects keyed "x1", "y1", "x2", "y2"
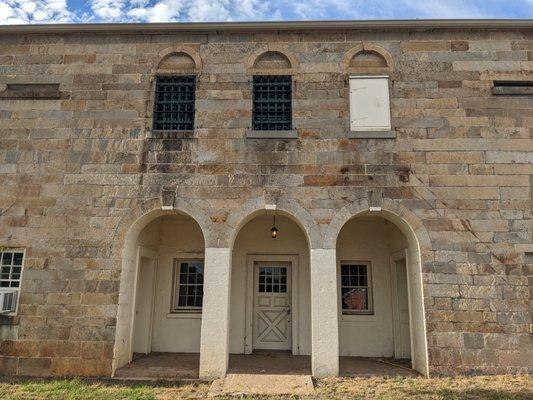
[
  {"x1": 336, "y1": 211, "x2": 429, "y2": 376},
  {"x1": 228, "y1": 211, "x2": 312, "y2": 374},
  {"x1": 113, "y1": 210, "x2": 205, "y2": 379}
]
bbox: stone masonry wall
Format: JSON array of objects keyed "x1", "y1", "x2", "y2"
[{"x1": 0, "y1": 27, "x2": 531, "y2": 376}]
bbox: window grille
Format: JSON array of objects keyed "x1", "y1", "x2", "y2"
[
  {"x1": 252, "y1": 75, "x2": 292, "y2": 131},
  {"x1": 153, "y1": 76, "x2": 196, "y2": 131},
  {"x1": 340, "y1": 263, "x2": 373, "y2": 314},
  {"x1": 173, "y1": 260, "x2": 204, "y2": 311},
  {"x1": 0, "y1": 251, "x2": 24, "y2": 289}
]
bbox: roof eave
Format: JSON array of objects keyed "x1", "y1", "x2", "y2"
[{"x1": 0, "y1": 19, "x2": 532, "y2": 34}]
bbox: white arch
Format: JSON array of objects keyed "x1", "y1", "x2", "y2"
[
  {"x1": 328, "y1": 200, "x2": 430, "y2": 377},
  {"x1": 226, "y1": 197, "x2": 321, "y2": 250},
  {"x1": 112, "y1": 208, "x2": 207, "y2": 373}
]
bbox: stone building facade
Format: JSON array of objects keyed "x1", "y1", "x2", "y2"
[{"x1": 0, "y1": 20, "x2": 531, "y2": 378}]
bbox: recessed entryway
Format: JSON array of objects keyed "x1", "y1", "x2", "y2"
[
  {"x1": 230, "y1": 212, "x2": 309, "y2": 372},
  {"x1": 115, "y1": 212, "x2": 205, "y2": 378},
  {"x1": 336, "y1": 214, "x2": 427, "y2": 375}
]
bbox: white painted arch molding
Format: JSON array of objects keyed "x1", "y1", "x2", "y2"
[
  {"x1": 113, "y1": 197, "x2": 217, "y2": 253},
  {"x1": 324, "y1": 197, "x2": 432, "y2": 377},
  {"x1": 225, "y1": 196, "x2": 322, "y2": 249},
  {"x1": 323, "y1": 197, "x2": 432, "y2": 253}
]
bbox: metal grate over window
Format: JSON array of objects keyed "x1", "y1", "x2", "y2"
[
  {"x1": 173, "y1": 260, "x2": 204, "y2": 311},
  {"x1": 252, "y1": 75, "x2": 292, "y2": 131},
  {"x1": 0, "y1": 251, "x2": 24, "y2": 288},
  {"x1": 153, "y1": 76, "x2": 196, "y2": 131}
]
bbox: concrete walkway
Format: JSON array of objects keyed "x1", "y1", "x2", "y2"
[
  {"x1": 229, "y1": 351, "x2": 311, "y2": 375},
  {"x1": 209, "y1": 374, "x2": 315, "y2": 397}
]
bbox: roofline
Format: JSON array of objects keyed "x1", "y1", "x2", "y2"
[{"x1": 0, "y1": 19, "x2": 532, "y2": 34}]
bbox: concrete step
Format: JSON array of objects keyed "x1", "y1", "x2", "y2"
[{"x1": 208, "y1": 373, "x2": 315, "y2": 397}]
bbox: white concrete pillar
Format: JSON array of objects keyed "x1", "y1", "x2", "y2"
[
  {"x1": 310, "y1": 248, "x2": 339, "y2": 377},
  {"x1": 199, "y1": 247, "x2": 232, "y2": 379}
]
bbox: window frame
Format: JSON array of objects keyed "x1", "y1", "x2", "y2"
[
  {"x1": 338, "y1": 260, "x2": 374, "y2": 315},
  {"x1": 0, "y1": 248, "x2": 26, "y2": 316},
  {"x1": 152, "y1": 74, "x2": 197, "y2": 132},
  {"x1": 348, "y1": 75, "x2": 392, "y2": 133},
  {"x1": 252, "y1": 74, "x2": 293, "y2": 132},
  {"x1": 171, "y1": 258, "x2": 204, "y2": 314}
]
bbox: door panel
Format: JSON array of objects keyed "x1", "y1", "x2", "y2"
[
  {"x1": 395, "y1": 259, "x2": 411, "y2": 359},
  {"x1": 132, "y1": 257, "x2": 155, "y2": 354},
  {"x1": 253, "y1": 263, "x2": 292, "y2": 350}
]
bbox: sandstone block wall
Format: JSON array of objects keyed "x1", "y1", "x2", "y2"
[{"x1": 0, "y1": 26, "x2": 531, "y2": 376}]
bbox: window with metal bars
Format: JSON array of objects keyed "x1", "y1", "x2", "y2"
[
  {"x1": 153, "y1": 75, "x2": 196, "y2": 131},
  {"x1": 252, "y1": 75, "x2": 292, "y2": 131}
]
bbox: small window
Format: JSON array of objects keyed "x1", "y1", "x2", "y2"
[
  {"x1": 340, "y1": 262, "x2": 373, "y2": 314},
  {"x1": 349, "y1": 76, "x2": 391, "y2": 132},
  {"x1": 153, "y1": 76, "x2": 196, "y2": 131},
  {"x1": 252, "y1": 75, "x2": 292, "y2": 131},
  {"x1": 0, "y1": 83, "x2": 62, "y2": 99},
  {"x1": 0, "y1": 251, "x2": 24, "y2": 289},
  {"x1": 172, "y1": 260, "x2": 204, "y2": 312},
  {"x1": 258, "y1": 266, "x2": 287, "y2": 293},
  {"x1": 492, "y1": 80, "x2": 533, "y2": 96},
  {"x1": 0, "y1": 250, "x2": 25, "y2": 315}
]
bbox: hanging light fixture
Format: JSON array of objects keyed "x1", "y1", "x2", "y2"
[{"x1": 270, "y1": 214, "x2": 279, "y2": 239}]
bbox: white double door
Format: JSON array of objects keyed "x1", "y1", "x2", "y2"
[{"x1": 252, "y1": 262, "x2": 292, "y2": 351}]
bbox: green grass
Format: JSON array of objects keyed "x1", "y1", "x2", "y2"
[
  {"x1": 0, "y1": 379, "x2": 157, "y2": 400},
  {"x1": 0, "y1": 375, "x2": 531, "y2": 400}
]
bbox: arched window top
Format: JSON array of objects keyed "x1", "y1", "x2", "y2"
[
  {"x1": 247, "y1": 46, "x2": 298, "y2": 75},
  {"x1": 158, "y1": 52, "x2": 196, "y2": 72},
  {"x1": 350, "y1": 51, "x2": 388, "y2": 68},
  {"x1": 344, "y1": 43, "x2": 394, "y2": 74},
  {"x1": 155, "y1": 45, "x2": 202, "y2": 74},
  {"x1": 253, "y1": 51, "x2": 292, "y2": 70}
]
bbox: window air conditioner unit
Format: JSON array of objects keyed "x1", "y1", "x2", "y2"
[{"x1": 0, "y1": 290, "x2": 18, "y2": 314}]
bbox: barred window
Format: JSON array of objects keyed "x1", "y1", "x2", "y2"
[
  {"x1": 340, "y1": 262, "x2": 373, "y2": 314},
  {"x1": 153, "y1": 76, "x2": 196, "y2": 131},
  {"x1": 252, "y1": 75, "x2": 292, "y2": 131},
  {"x1": 0, "y1": 251, "x2": 24, "y2": 289},
  {"x1": 173, "y1": 260, "x2": 204, "y2": 312}
]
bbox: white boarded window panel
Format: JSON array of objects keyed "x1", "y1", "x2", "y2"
[{"x1": 349, "y1": 76, "x2": 391, "y2": 131}]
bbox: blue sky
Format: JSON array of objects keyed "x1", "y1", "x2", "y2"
[{"x1": 0, "y1": 0, "x2": 532, "y2": 25}]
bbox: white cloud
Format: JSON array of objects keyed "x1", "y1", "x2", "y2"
[
  {"x1": 0, "y1": 0, "x2": 531, "y2": 25},
  {"x1": 125, "y1": 0, "x2": 273, "y2": 22},
  {"x1": 91, "y1": 0, "x2": 126, "y2": 21},
  {"x1": 0, "y1": 0, "x2": 74, "y2": 24}
]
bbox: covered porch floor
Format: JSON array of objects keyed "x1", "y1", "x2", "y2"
[{"x1": 114, "y1": 352, "x2": 417, "y2": 380}]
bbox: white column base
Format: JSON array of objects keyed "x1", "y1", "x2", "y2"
[
  {"x1": 310, "y1": 248, "x2": 339, "y2": 377},
  {"x1": 199, "y1": 247, "x2": 232, "y2": 379}
]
